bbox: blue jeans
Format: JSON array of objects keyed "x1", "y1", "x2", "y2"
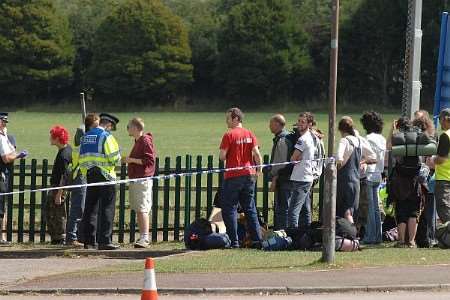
[
  {"x1": 288, "y1": 181, "x2": 312, "y2": 228},
  {"x1": 274, "y1": 180, "x2": 292, "y2": 230},
  {"x1": 363, "y1": 181, "x2": 382, "y2": 244},
  {"x1": 425, "y1": 193, "x2": 437, "y2": 245},
  {"x1": 222, "y1": 176, "x2": 262, "y2": 247},
  {"x1": 66, "y1": 176, "x2": 86, "y2": 242}
]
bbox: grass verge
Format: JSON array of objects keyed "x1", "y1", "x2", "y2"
[{"x1": 75, "y1": 243, "x2": 450, "y2": 274}]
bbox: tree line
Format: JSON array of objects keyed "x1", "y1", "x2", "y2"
[{"x1": 0, "y1": 0, "x2": 448, "y2": 109}]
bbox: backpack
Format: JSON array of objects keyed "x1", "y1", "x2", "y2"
[
  {"x1": 336, "y1": 217, "x2": 357, "y2": 240},
  {"x1": 200, "y1": 233, "x2": 231, "y2": 250},
  {"x1": 262, "y1": 230, "x2": 293, "y2": 251},
  {"x1": 391, "y1": 127, "x2": 437, "y2": 157},
  {"x1": 436, "y1": 222, "x2": 450, "y2": 249},
  {"x1": 311, "y1": 132, "x2": 325, "y2": 180},
  {"x1": 184, "y1": 218, "x2": 213, "y2": 250},
  {"x1": 335, "y1": 236, "x2": 360, "y2": 252},
  {"x1": 276, "y1": 130, "x2": 297, "y2": 179}
]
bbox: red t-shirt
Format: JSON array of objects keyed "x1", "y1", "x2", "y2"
[
  {"x1": 220, "y1": 127, "x2": 258, "y2": 179},
  {"x1": 128, "y1": 133, "x2": 156, "y2": 179}
]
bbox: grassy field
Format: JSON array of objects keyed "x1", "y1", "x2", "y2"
[
  {"x1": 6, "y1": 111, "x2": 399, "y2": 161},
  {"x1": 60, "y1": 242, "x2": 450, "y2": 274}
]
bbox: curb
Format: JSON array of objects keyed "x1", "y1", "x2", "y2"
[
  {"x1": 3, "y1": 284, "x2": 450, "y2": 296},
  {"x1": 0, "y1": 249, "x2": 188, "y2": 259}
]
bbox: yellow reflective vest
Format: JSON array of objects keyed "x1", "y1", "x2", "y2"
[
  {"x1": 79, "y1": 127, "x2": 121, "y2": 180},
  {"x1": 436, "y1": 130, "x2": 450, "y2": 181}
]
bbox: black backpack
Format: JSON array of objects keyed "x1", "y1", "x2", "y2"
[
  {"x1": 184, "y1": 218, "x2": 213, "y2": 250},
  {"x1": 277, "y1": 130, "x2": 298, "y2": 179}
]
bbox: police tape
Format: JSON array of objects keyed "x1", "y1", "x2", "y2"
[{"x1": 0, "y1": 157, "x2": 335, "y2": 197}]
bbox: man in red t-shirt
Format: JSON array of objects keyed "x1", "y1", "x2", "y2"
[
  {"x1": 123, "y1": 118, "x2": 156, "y2": 248},
  {"x1": 219, "y1": 107, "x2": 263, "y2": 248}
]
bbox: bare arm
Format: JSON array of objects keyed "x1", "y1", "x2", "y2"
[
  {"x1": 219, "y1": 149, "x2": 227, "y2": 161},
  {"x1": 1, "y1": 152, "x2": 18, "y2": 164},
  {"x1": 290, "y1": 149, "x2": 302, "y2": 162},
  {"x1": 252, "y1": 146, "x2": 262, "y2": 174},
  {"x1": 435, "y1": 155, "x2": 447, "y2": 166}
]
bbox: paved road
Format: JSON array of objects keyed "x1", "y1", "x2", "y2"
[
  {"x1": 0, "y1": 258, "x2": 140, "y2": 288},
  {"x1": 13, "y1": 264, "x2": 450, "y2": 290},
  {"x1": 2, "y1": 292, "x2": 450, "y2": 300}
]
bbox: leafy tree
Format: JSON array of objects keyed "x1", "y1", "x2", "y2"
[
  {"x1": 54, "y1": 0, "x2": 124, "y2": 91},
  {"x1": 164, "y1": 0, "x2": 220, "y2": 96},
  {"x1": 0, "y1": 0, "x2": 75, "y2": 104},
  {"x1": 88, "y1": 0, "x2": 193, "y2": 104},
  {"x1": 216, "y1": 0, "x2": 312, "y2": 104},
  {"x1": 339, "y1": 0, "x2": 406, "y2": 106}
]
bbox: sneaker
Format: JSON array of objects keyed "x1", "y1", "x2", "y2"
[
  {"x1": 0, "y1": 240, "x2": 11, "y2": 247},
  {"x1": 98, "y1": 243, "x2": 120, "y2": 250},
  {"x1": 66, "y1": 240, "x2": 84, "y2": 248},
  {"x1": 51, "y1": 239, "x2": 66, "y2": 246},
  {"x1": 408, "y1": 241, "x2": 417, "y2": 249},
  {"x1": 134, "y1": 239, "x2": 150, "y2": 249}
]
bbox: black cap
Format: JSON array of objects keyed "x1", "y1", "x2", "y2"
[
  {"x1": 99, "y1": 113, "x2": 119, "y2": 131},
  {"x1": 0, "y1": 112, "x2": 8, "y2": 123}
]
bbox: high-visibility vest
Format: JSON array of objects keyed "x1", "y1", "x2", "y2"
[
  {"x1": 70, "y1": 148, "x2": 81, "y2": 180},
  {"x1": 436, "y1": 130, "x2": 450, "y2": 181},
  {"x1": 79, "y1": 127, "x2": 121, "y2": 180}
]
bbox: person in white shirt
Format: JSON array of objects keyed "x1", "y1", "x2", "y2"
[
  {"x1": 0, "y1": 113, "x2": 27, "y2": 245},
  {"x1": 336, "y1": 116, "x2": 376, "y2": 224},
  {"x1": 288, "y1": 113, "x2": 315, "y2": 229},
  {"x1": 360, "y1": 112, "x2": 386, "y2": 244}
]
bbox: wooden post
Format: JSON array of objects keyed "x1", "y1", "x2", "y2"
[{"x1": 321, "y1": 160, "x2": 337, "y2": 263}]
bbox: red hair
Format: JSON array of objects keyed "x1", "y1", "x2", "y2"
[{"x1": 50, "y1": 125, "x2": 69, "y2": 145}]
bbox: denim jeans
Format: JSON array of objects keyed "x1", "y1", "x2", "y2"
[
  {"x1": 66, "y1": 176, "x2": 86, "y2": 242},
  {"x1": 222, "y1": 176, "x2": 262, "y2": 247},
  {"x1": 363, "y1": 181, "x2": 382, "y2": 244},
  {"x1": 288, "y1": 181, "x2": 312, "y2": 229},
  {"x1": 273, "y1": 180, "x2": 292, "y2": 230},
  {"x1": 299, "y1": 190, "x2": 312, "y2": 229},
  {"x1": 425, "y1": 193, "x2": 437, "y2": 246}
]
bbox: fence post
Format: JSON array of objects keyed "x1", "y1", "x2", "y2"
[
  {"x1": 184, "y1": 155, "x2": 192, "y2": 229},
  {"x1": 195, "y1": 156, "x2": 202, "y2": 220},
  {"x1": 163, "y1": 157, "x2": 170, "y2": 241},
  {"x1": 262, "y1": 155, "x2": 269, "y2": 223},
  {"x1": 321, "y1": 160, "x2": 337, "y2": 263},
  {"x1": 7, "y1": 163, "x2": 15, "y2": 242},
  {"x1": 18, "y1": 159, "x2": 25, "y2": 243},
  {"x1": 29, "y1": 159, "x2": 37, "y2": 242},
  {"x1": 218, "y1": 160, "x2": 224, "y2": 192},
  {"x1": 206, "y1": 155, "x2": 213, "y2": 216},
  {"x1": 174, "y1": 156, "x2": 182, "y2": 241},
  {"x1": 318, "y1": 173, "x2": 325, "y2": 223},
  {"x1": 151, "y1": 158, "x2": 159, "y2": 242},
  {"x1": 118, "y1": 164, "x2": 126, "y2": 244},
  {"x1": 40, "y1": 159, "x2": 48, "y2": 243}
]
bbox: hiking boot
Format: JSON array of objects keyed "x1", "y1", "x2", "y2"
[
  {"x1": 51, "y1": 239, "x2": 66, "y2": 246},
  {"x1": 66, "y1": 240, "x2": 84, "y2": 248},
  {"x1": 83, "y1": 244, "x2": 97, "y2": 250},
  {"x1": 134, "y1": 239, "x2": 149, "y2": 249}
]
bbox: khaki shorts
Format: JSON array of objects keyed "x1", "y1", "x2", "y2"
[{"x1": 129, "y1": 181, "x2": 153, "y2": 213}]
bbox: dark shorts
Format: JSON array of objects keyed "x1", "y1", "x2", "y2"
[{"x1": 395, "y1": 199, "x2": 421, "y2": 224}]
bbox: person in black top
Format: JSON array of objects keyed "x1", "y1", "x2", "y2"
[{"x1": 47, "y1": 126, "x2": 72, "y2": 245}]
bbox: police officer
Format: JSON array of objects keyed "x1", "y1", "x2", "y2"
[{"x1": 79, "y1": 113, "x2": 121, "y2": 250}]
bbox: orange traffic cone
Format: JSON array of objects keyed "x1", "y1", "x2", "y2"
[{"x1": 141, "y1": 257, "x2": 158, "y2": 300}]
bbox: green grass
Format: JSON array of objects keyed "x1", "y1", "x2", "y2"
[
  {"x1": 6, "y1": 111, "x2": 399, "y2": 160},
  {"x1": 71, "y1": 243, "x2": 450, "y2": 274}
]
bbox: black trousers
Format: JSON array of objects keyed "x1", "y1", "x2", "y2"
[{"x1": 80, "y1": 168, "x2": 116, "y2": 245}]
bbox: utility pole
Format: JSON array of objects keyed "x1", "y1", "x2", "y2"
[
  {"x1": 402, "y1": 0, "x2": 423, "y2": 119},
  {"x1": 322, "y1": 0, "x2": 339, "y2": 264}
]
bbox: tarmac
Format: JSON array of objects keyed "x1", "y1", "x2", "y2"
[{"x1": 1, "y1": 248, "x2": 450, "y2": 296}]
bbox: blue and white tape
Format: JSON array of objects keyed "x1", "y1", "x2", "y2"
[{"x1": 0, "y1": 157, "x2": 335, "y2": 197}]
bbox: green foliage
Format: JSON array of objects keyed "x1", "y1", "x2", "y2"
[
  {"x1": 216, "y1": 0, "x2": 312, "y2": 104},
  {"x1": 54, "y1": 0, "x2": 124, "y2": 91},
  {"x1": 88, "y1": 0, "x2": 193, "y2": 104},
  {"x1": 0, "y1": 0, "x2": 75, "y2": 103},
  {"x1": 164, "y1": 0, "x2": 220, "y2": 95}
]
